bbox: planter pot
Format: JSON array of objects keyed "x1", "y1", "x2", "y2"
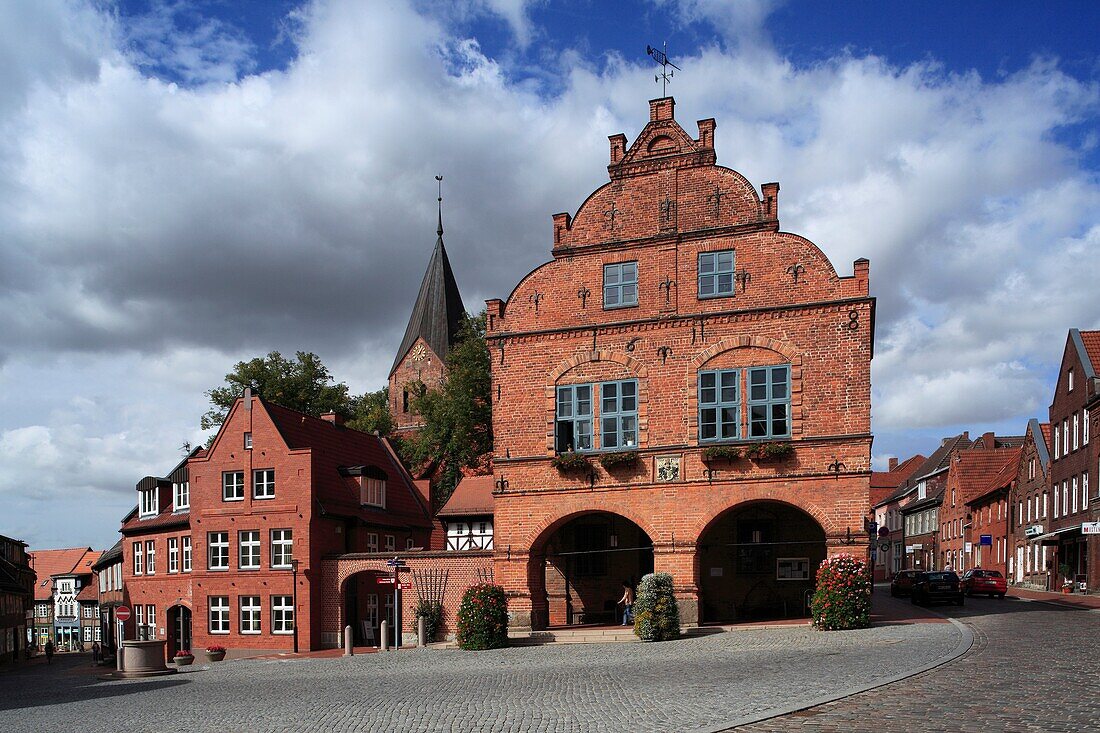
[
  {"x1": 174, "y1": 655, "x2": 194, "y2": 666},
  {"x1": 1061, "y1": 586, "x2": 1073, "y2": 594},
  {"x1": 205, "y1": 651, "x2": 226, "y2": 662}
]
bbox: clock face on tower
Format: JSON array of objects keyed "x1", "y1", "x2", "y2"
[{"x1": 410, "y1": 343, "x2": 427, "y2": 362}]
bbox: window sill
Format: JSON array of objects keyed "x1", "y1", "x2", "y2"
[
  {"x1": 272, "y1": 630, "x2": 294, "y2": 635},
  {"x1": 207, "y1": 567, "x2": 230, "y2": 572},
  {"x1": 253, "y1": 495, "x2": 276, "y2": 501},
  {"x1": 209, "y1": 631, "x2": 230, "y2": 635},
  {"x1": 238, "y1": 567, "x2": 261, "y2": 572},
  {"x1": 602, "y1": 303, "x2": 639, "y2": 311},
  {"x1": 223, "y1": 497, "x2": 245, "y2": 502},
  {"x1": 240, "y1": 630, "x2": 261, "y2": 635},
  {"x1": 698, "y1": 293, "x2": 735, "y2": 301}
]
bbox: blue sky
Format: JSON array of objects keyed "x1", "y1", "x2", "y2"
[{"x1": 1, "y1": 0, "x2": 1098, "y2": 550}]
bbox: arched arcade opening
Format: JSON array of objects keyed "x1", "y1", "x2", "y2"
[
  {"x1": 342, "y1": 570, "x2": 394, "y2": 648},
  {"x1": 697, "y1": 500, "x2": 826, "y2": 623}
]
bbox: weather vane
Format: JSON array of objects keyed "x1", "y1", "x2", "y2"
[{"x1": 646, "y1": 42, "x2": 681, "y2": 96}]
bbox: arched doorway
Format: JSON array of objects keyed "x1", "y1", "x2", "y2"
[
  {"x1": 166, "y1": 605, "x2": 191, "y2": 658},
  {"x1": 342, "y1": 570, "x2": 392, "y2": 648},
  {"x1": 534, "y1": 512, "x2": 654, "y2": 628},
  {"x1": 698, "y1": 501, "x2": 826, "y2": 623}
]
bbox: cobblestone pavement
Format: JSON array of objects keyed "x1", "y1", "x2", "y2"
[
  {"x1": 0, "y1": 596, "x2": 958, "y2": 733},
  {"x1": 734, "y1": 594, "x2": 1100, "y2": 733}
]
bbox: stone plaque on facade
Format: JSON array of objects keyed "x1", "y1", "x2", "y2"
[{"x1": 656, "y1": 455, "x2": 680, "y2": 482}]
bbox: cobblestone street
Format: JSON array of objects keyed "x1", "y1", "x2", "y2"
[
  {"x1": 733, "y1": 594, "x2": 1100, "y2": 732},
  {"x1": 0, "y1": 594, "x2": 1094, "y2": 732}
]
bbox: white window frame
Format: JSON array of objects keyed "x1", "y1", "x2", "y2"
[
  {"x1": 208, "y1": 532, "x2": 229, "y2": 570},
  {"x1": 1084, "y1": 472, "x2": 1090, "y2": 509},
  {"x1": 244, "y1": 432, "x2": 252, "y2": 450},
  {"x1": 146, "y1": 604, "x2": 156, "y2": 639},
  {"x1": 239, "y1": 530, "x2": 261, "y2": 570},
  {"x1": 271, "y1": 529, "x2": 293, "y2": 569},
  {"x1": 1072, "y1": 476, "x2": 1079, "y2": 514},
  {"x1": 272, "y1": 595, "x2": 294, "y2": 635},
  {"x1": 173, "y1": 481, "x2": 189, "y2": 511},
  {"x1": 253, "y1": 468, "x2": 276, "y2": 499},
  {"x1": 139, "y1": 488, "x2": 158, "y2": 518},
  {"x1": 384, "y1": 535, "x2": 395, "y2": 552},
  {"x1": 367, "y1": 533, "x2": 378, "y2": 553},
  {"x1": 135, "y1": 605, "x2": 144, "y2": 638},
  {"x1": 223, "y1": 471, "x2": 245, "y2": 502},
  {"x1": 209, "y1": 596, "x2": 230, "y2": 634},
  {"x1": 1063, "y1": 418, "x2": 1069, "y2": 456},
  {"x1": 1073, "y1": 414, "x2": 1080, "y2": 451},
  {"x1": 240, "y1": 596, "x2": 261, "y2": 634},
  {"x1": 182, "y1": 535, "x2": 192, "y2": 572},
  {"x1": 168, "y1": 537, "x2": 179, "y2": 574},
  {"x1": 132, "y1": 542, "x2": 143, "y2": 575},
  {"x1": 145, "y1": 540, "x2": 155, "y2": 575},
  {"x1": 1085, "y1": 409, "x2": 1090, "y2": 444},
  {"x1": 362, "y1": 477, "x2": 385, "y2": 508},
  {"x1": 1055, "y1": 426, "x2": 1061, "y2": 459}
]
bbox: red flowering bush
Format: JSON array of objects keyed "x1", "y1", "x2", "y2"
[
  {"x1": 205, "y1": 645, "x2": 226, "y2": 653},
  {"x1": 456, "y1": 583, "x2": 508, "y2": 650},
  {"x1": 174, "y1": 649, "x2": 193, "y2": 657},
  {"x1": 811, "y1": 554, "x2": 871, "y2": 630}
]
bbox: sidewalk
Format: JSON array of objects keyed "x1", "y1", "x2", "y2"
[{"x1": 1009, "y1": 586, "x2": 1100, "y2": 610}]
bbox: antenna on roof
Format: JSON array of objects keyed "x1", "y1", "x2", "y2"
[
  {"x1": 646, "y1": 42, "x2": 680, "y2": 97},
  {"x1": 435, "y1": 174, "x2": 444, "y2": 238}
]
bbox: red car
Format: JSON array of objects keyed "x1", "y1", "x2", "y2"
[
  {"x1": 890, "y1": 569, "x2": 922, "y2": 597},
  {"x1": 960, "y1": 569, "x2": 1007, "y2": 598}
]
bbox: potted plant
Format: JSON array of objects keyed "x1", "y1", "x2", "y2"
[
  {"x1": 205, "y1": 645, "x2": 227, "y2": 662},
  {"x1": 1059, "y1": 563, "x2": 1074, "y2": 593},
  {"x1": 598, "y1": 450, "x2": 638, "y2": 469},
  {"x1": 174, "y1": 649, "x2": 194, "y2": 666},
  {"x1": 749, "y1": 441, "x2": 793, "y2": 462},
  {"x1": 551, "y1": 450, "x2": 590, "y2": 472},
  {"x1": 701, "y1": 445, "x2": 742, "y2": 463}
]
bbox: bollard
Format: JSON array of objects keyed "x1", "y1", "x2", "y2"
[
  {"x1": 418, "y1": 616, "x2": 426, "y2": 647},
  {"x1": 344, "y1": 625, "x2": 353, "y2": 656},
  {"x1": 380, "y1": 620, "x2": 389, "y2": 652}
]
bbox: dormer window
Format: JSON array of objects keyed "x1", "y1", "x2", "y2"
[
  {"x1": 139, "y1": 488, "x2": 158, "y2": 518},
  {"x1": 361, "y1": 468, "x2": 386, "y2": 508},
  {"x1": 173, "y1": 481, "x2": 189, "y2": 511}
]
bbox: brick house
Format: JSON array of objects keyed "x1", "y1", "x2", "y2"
[
  {"x1": 76, "y1": 572, "x2": 101, "y2": 648},
  {"x1": 483, "y1": 96, "x2": 875, "y2": 628},
  {"x1": 963, "y1": 455, "x2": 1018, "y2": 579},
  {"x1": 184, "y1": 393, "x2": 435, "y2": 654},
  {"x1": 894, "y1": 434, "x2": 973, "y2": 572},
  {"x1": 1009, "y1": 419, "x2": 1051, "y2": 588},
  {"x1": 0, "y1": 534, "x2": 34, "y2": 663},
  {"x1": 388, "y1": 204, "x2": 466, "y2": 436},
  {"x1": 120, "y1": 451, "x2": 196, "y2": 656},
  {"x1": 870, "y1": 455, "x2": 924, "y2": 581},
  {"x1": 1041, "y1": 329, "x2": 1100, "y2": 592},
  {"x1": 27, "y1": 547, "x2": 99, "y2": 651},
  {"x1": 93, "y1": 540, "x2": 125, "y2": 653}
]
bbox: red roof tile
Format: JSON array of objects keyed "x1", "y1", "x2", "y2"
[
  {"x1": 121, "y1": 509, "x2": 190, "y2": 535},
  {"x1": 953, "y1": 448, "x2": 1021, "y2": 504},
  {"x1": 27, "y1": 547, "x2": 95, "y2": 601},
  {"x1": 1080, "y1": 330, "x2": 1100, "y2": 373},
  {"x1": 438, "y1": 475, "x2": 495, "y2": 517},
  {"x1": 76, "y1": 572, "x2": 100, "y2": 602}
]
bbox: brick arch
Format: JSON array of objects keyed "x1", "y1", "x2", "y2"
[
  {"x1": 545, "y1": 350, "x2": 650, "y2": 454},
  {"x1": 686, "y1": 337, "x2": 803, "y2": 443},
  {"x1": 689, "y1": 496, "x2": 834, "y2": 546},
  {"x1": 522, "y1": 505, "x2": 662, "y2": 557}
]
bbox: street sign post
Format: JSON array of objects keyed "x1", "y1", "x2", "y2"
[{"x1": 115, "y1": 606, "x2": 131, "y2": 622}]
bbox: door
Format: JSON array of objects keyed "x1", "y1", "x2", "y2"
[
  {"x1": 1015, "y1": 547, "x2": 1024, "y2": 583},
  {"x1": 171, "y1": 607, "x2": 192, "y2": 656}
]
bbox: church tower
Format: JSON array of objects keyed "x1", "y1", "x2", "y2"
[{"x1": 388, "y1": 183, "x2": 466, "y2": 434}]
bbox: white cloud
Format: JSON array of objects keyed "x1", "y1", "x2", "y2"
[{"x1": 1, "y1": 0, "x2": 1099, "y2": 547}]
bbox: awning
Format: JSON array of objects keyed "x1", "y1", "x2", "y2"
[{"x1": 1029, "y1": 526, "x2": 1082, "y2": 543}]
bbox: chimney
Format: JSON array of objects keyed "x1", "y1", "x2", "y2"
[
  {"x1": 697, "y1": 118, "x2": 716, "y2": 149},
  {"x1": 650, "y1": 97, "x2": 675, "y2": 121},
  {"x1": 609, "y1": 133, "x2": 627, "y2": 165},
  {"x1": 244, "y1": 387, "x2": 252, "y2": 410},
  {"x1": 761, "y1": 182, "x2": 780, "y2": 219},
  {"x1": 321, "y1": 412, "x2": 345, "y2": 427},
  {"x1": 889, "y1": 457, "x2": 898, "y2": 471},
  {"x1": 982, "y1": 431, "x2": 995, "y2": 449}
]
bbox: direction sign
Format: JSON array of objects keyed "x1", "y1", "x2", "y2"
[
  {"x1": 377, "y1": 577, "x2": 396, "y2": 584},
  {"x1": 879, "y1": 541, "x2": 891, "y2": 552},
  {"x1": 399, "y1": 583, "x2": 412, "y2": 590},
  {"x1": 979, "y1": 534, "x2": 993, "y2": 546},
  {"x1": 386, "y1": 558, "x2": 407, "y2": 567},
  {"x1": 115, "y1": 605, "x2": 131, "y2": 622}
]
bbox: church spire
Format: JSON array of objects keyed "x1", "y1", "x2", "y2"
[{"x1": 388, "y1": 175, "x2": 466, "y2": 377}]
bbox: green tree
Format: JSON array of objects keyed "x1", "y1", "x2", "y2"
[
  {"x1": 346, "y1": 386, "x2": 394, "y2": 436},
  {"x1": 402, "y1": 312, "x2": 492, "y2": 507},
  {"x1": 201, "y1": 351, "x2": 350, "y2": 431}
]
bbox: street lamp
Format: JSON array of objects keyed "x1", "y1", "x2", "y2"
[{"x1": 290, "y1": 559, "x2": 300, "y2": 654}]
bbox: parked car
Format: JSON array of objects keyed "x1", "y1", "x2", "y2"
[
  {"x1": 890, "y1": 569, "x2": 922, "y2": 597},
  {"x1": 911, "y1": 571, "x2": 964, "y2": 606},
  {"x1": 960, "y1": 569, "x2": 1007, "y2": 598}
]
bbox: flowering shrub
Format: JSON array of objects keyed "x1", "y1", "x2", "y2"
[
  {"x1": 205, "y1": 645, "x2": 226, "y2": 653},
  {"x1": 456, "y1": 583, "x2": 508, "y2": 650},
  {"x1": 598, "y1": 451, "x2": 639, "y2": 469},
  {"x1": 174, "y1": 650, "x2": 193, "y2": 658},
  {"x1": 701, "y1": 445, "x2": 743, "y2": 462},
  {"x1": 811, "y1": 554, "x2": 871, "y2": 630},
  {"x1": 633, "y1": 573, "x2": 680, "y2": 642},
  {"x1": 414, "y1": 599, "x2": 444, "y2": 642},
  {"x1": 551, "y1": 451, "x2": 590, "y2": 471},
  {"x1": 747, "y1": 442, "x2": 794, "y2": 461}
]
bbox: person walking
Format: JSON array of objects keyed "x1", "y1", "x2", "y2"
[
  {"x1": 91, "y1": 641, "x2": 101, "y2": 665},
  {"x1": 618, "y1": 580, "x2": 635, "y2": 626},
  {"x1": 44, "y1": 640, "x2": 54, "y2": 665}
]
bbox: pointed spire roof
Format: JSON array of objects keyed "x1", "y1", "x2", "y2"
[{"x1": 390, "y1": 186, "x2": 465, "y2": 376}]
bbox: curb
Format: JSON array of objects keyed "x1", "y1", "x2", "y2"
[{"x1": 698, "y1": 613, "x2": 975, "y2": 733}]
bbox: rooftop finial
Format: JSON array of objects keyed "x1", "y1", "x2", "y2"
[
  {"x1": 435, "y1": 174, "x2": 444, "y2": 238},
  {"x1": 646, "y1": 42, "x2": 680, "y2": 97}
]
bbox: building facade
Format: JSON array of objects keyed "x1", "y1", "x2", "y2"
[
  {"x1": 0, "y1": 535, "x2": 34, "y2": 663},
  {"x1": 484, "y1": 96, "x2": 874, "y2": 628},
  {"x1": 27, "y1": 547, "x2": 100, "y2": 651},
  {"x1": 1010, "y1": 419, "x2": 1051, "y2": 587},
  {"x1": 93, "y1": 541, "x2": 125, "y2": 653}
]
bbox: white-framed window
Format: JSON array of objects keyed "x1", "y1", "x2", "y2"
[
  {"x1": 83, "y1": 627, "x2": 92, "y2": 642},
  {"x1": 446, "y1": 521, "x2": 495, "y2": 551},
  {"x1": 240, "y1": 596, "x2": 261, "y2": 634},
  {"x1": 384, "y1": 535, "x2": 395, "y2": 552},
  {"x1": 367, "y1": 533, "x2": 378, "y2": 553},
  {"x1": 139, "y1": 488, "x2": 158, "y2": 518},
  {"x1": 168, "y1": 537, "x2": 179, "y2": 574},
  {"x1": 145, "y1": 540, "x2": 155, "y2": 575},
  {"x1": 1043, "y1": 491, "x2": 1048, "y2": 518},
  {"x1": 182, "y1": 535, "x2": 192, "y2": 572},
  {"x1": 1073, "y1": 414, "x2": 1080, "y2": 451},
  {"x1": 406, "y1": 537, "x2": 415, "y2": 550},
  {"x1": 133, "y1": 542, "x2": 143, "y2": 575},
  {"x1": 208, "y1": 532, "x2": 229, "y2": 570},
  {"x1": 271, "y1": 529, "x2": 293, "y2": 568},
  {"x1": 362, "y1": 477, "x2": 385, "y2": 508},
  {"x1": 1055, "y1": 487, "x2": 1061, "y2": 518},
  {"x1": 1063, "y1": 418, "x2": 1069, "y2": 455},
  {"x1": 135, "y1": 605, "x2": 144, "y2": 638},
  {"x1": 209, "y1": 596, "x2": 229, "y2": 634},
  {"x1": 94, "y1": 626, "x2": 101, "y2": 642},
  {"x1": 253, "y1": 469, "x2": 276, "y2": 499},
  {"x1": 603, "y1": 261, "x2": 638, "y2": 309},
  {"x1": 1063, "y1": 480, "x2": 1069, "y2": 516},
  {"x1": 776, "y1": 558, "x2": 810, "y2": 580},
  {"x1": 1029, "y1": 458, "x2": 1035, "y2": 480},
  {"x1": 244, "y1": 432, "x2": 252, "y2": 450},
  {"x1": 146, "y1": 604, "x2": 156, "y2": 639},
  {"x1": 272, "y1": 596, "x2": 294, "y2": 634},
  {"x1": 1072, "y1": 476, "x2": 1079, "y2": 513},
  {"x1": 1054, "y1": 425, "x2": 1061, "y2": 459},
  {"x1": 1068, "y1": 368, "x2": 1074, "y2": 392},
  {"x1": 1027, "y1": 499, "x2": 1032, "y2": 522},
  {"x1": 239, "y1": 530, "x2": 261, "y2": 569},
  {"x1": 173, "y1": 481, "x2": 189, "y2": 511},
  {"x1": 223, "y1": 471, "x2": 245, "y2": 501},
  {"x1": 1085, "y1": 409, "x2": 1090, "y2": 444}
]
